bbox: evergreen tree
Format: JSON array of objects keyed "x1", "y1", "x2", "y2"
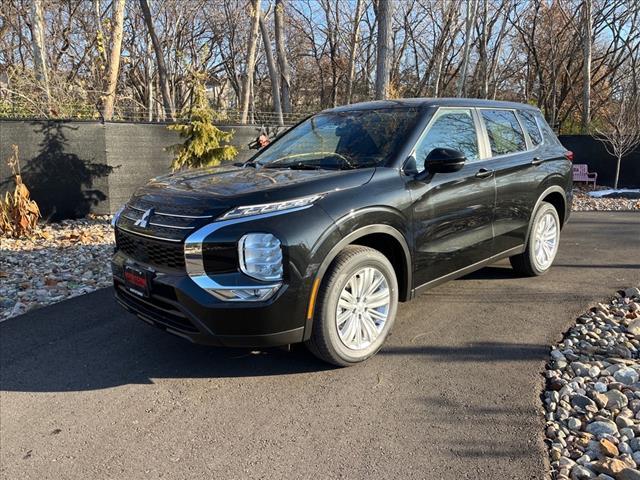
[{"x1": 167, "y1": 76, "x2": 237, "y2": 170}]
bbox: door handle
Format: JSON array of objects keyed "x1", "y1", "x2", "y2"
[
  {"x1": 531, "y1": 157, "x2": 544, "y2": 165},
  {"x1": 475, "y1": 168, "x2": 494, "y2": 179}
]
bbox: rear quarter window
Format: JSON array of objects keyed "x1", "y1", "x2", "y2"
[
  {"x1": 535, "y1": 112, "x2": 562, "y2": 146},
  {"x1": 519, "y1": 110, "x2": 542, "y2": 146},
  {"x1": 480, "y1": 109, "x2": 527, "y2": 156}
]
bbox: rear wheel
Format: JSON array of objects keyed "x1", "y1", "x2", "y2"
[
  {"x1": 510, "y1": 201, "x2": 560, "y2": 276},
  {"x1": 306, "y1": 245, "x2": 398, "y2": 366}
]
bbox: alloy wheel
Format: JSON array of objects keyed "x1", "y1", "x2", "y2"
[
  {"x1": 335, "y1": 267, "x2": 390, "y2": 350},
  {"x1": 533, "y1": 211, "x2": 559, "y2": 271}
]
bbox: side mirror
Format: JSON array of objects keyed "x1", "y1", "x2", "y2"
[{"x1": 425, "y1": 148, "x2": 466, "y2": 174}]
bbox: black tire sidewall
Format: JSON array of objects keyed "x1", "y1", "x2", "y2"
[{"x1": 320, "y1": 251, "x2": 398, "y2": 364}]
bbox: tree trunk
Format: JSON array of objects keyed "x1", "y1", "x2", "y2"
[
  {"x1": 433, "y1": 50, "x2": 444, "y2": 97},
  {"x1": 30, "y1": 0, "x2": 51, "y2": 113},
  {"x1": 582, "y1": 0, "x2": 592, "y2": 133},
  {"x1": 259, "y1": 12, "x2": 284, "y2": 126},
  {"x1": 614, "y1": 155, "x2": 621, "y2": 190},
  {"x1": 274, "y1": 0, "x2": 291, "y2": 113},
  {"x1": 457, "y1": 0, "x2": 478, "y2": 97},
  {"x1": 139, "y1": 0, "x2": 175, "y2": 121},
  {"x1": 479, "y1": 0, "x2": 489, "y2": 98},
  {"x1": 102, "y1": 0, "x2": 126, "y2": 121},
  {"x1": 241, "y1": 0, "x2": 261, "y2": 124},
  {"x1": 374, "y1": 0, "x2": 393, "y2": 100},
  {"x1": 146, "y1": 35, "x2": 154, "y2": 122},
  {"x1": 345, "y1": 0, "x2": 363, "y2": 104}
]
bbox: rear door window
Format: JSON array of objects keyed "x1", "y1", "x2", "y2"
[
  {"x1": 519, "y1": 110, "x2": 542, "y2": 146},
  {"x1": 480, "y1": 109, "x2": 527, "y2": 156},
  {"x1": 414, "y1": 108, "x2": 480, "y2": 171}
]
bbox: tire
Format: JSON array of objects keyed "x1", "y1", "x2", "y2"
[
  {"x1": 509, "y1": 201, "x2": 561, "y2": 276},
  {"x1": 305, "y1": 245, "x2": 399, "y2": 367}
]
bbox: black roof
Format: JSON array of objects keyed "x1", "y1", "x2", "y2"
[{"x1": 324, "y1": 98, "x2": 540, "y2": 113}]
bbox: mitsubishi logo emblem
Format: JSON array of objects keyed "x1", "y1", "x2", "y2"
[{"x1": 134, "y1": 208, "x2": 154, "y2": 229}]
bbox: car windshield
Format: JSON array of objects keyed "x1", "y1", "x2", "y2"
[{"x1": 255, "y1": 108, "x2": 421, "y2": 170}]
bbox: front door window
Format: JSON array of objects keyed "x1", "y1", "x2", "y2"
[{"x1": 414, "y1": 109, "x2": 480, "y2": 171}]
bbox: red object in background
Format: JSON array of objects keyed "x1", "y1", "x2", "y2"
[
  {"x1": 258, "y1": 134, "x2": 270, "y2": 148},
  {"x1": 565, "y1": 150, "x2": 574, "y2": 162}
]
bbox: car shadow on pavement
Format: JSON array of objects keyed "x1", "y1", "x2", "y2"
[
  {"x1": 0, "y1": 289, "x2": 332, "y2": 393},
  {"x1": 554, "y1": 263, "x2": 640, "y2": 269},
  {"x1": 381, "y1": 342, "x2": 547, "y2": 362}
]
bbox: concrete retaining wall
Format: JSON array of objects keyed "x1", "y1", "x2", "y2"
[{"x1": 0, "y1": 120, "x2": 261, "y2": 219}]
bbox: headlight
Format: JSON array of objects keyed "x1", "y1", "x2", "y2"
[
  {"x1": 220, "y1": 194, "x2": 325, "y2": 220},
  {"x1": 111, "y1": 205, "x2": 125, "y2": 228},
  {"x1": 238, "y1": 233, "x2": 283, "y2": 281}
]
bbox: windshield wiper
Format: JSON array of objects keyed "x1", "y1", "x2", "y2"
[
  {"x1": 264, "y1": 162, "x2": 323, "y2": 170},
  {"x1": 233, "y1": 160, "x2": 257, "y2": 168}
]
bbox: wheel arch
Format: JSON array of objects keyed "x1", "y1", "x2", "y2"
[
  {"x1": 525, "y1": 185, "x2": 567, "y2": 246},
  {"x1": 303, "y1": 224, "x2": 412, "y2": 341}
]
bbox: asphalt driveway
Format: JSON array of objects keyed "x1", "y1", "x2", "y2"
[{"x1": 1, "y1": 211, "x2": 639, "y2": 480}]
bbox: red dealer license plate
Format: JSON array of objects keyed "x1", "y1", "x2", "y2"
[{"x1": 124, "y1": 265, "x2": 151, "y2": 298}]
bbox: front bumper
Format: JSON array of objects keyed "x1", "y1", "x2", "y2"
[{"x1": 112, "y1": 250, "x2": 308, "y2": 347}]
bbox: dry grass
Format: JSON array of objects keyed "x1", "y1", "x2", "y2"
[{"x1": 0, "y1": 145, "x2": 41, "y2": 238}]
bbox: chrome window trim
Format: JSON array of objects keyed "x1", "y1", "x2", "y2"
[{"x1": 184, "y1": 205, "x2": 312, "y2": 301}]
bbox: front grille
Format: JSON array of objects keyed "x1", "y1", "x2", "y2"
[
  {"x1": 117, "y1": 205, "x2": 210, "y2": 242},
  {"x1": 129, "y1": 198, "x2": 216, "y2": 217},
  {"x1": 115, "y1": 229, "x2": 185, "y2": 270},
  {"x1": 116, "y1": 284, "x2": 198, "y2": 334}
]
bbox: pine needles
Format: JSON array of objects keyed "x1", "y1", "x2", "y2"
[{"x1": 167, "y1": 75, "x2": 237, "y2": 171}]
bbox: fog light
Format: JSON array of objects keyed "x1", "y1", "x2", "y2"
[
  {"x1": 210, "y1": 286, "x2": 280, "y2": 302},
  {"x1": 238, "y1": 233, "x2": 283, "y2": 281}
]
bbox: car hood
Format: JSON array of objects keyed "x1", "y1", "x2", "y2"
[{"x1": 128, "y1": 165, "x2": 375, "y2": 216}]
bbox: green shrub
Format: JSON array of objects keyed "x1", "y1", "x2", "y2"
[{"x1": 167, "y1": 77, "x2": 237, "y2": 170}]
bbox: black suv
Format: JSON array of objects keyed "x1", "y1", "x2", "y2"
[{"x1": 112, "y1": 98, "x2": 572, "y2": 366}]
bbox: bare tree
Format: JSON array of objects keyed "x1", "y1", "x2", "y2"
[
  {"x1": 273, "y1": 0, "x2": 291, "y2": 113},
  {"x1": 1, "y1": 0, "x2": 638, "y2": 139},
  {"x1": 259, "y1": 9, "x2": 284, "y2": 126},
  {"x1": 457, "y1": 0, "x2": 478, "y2": 97},
  {"x1": 139, "y1": 0, "x2": 175, "y2": 120},
  {"x1": 582, "y1": 0, "x2": 593, "y2": 133},
  {"x1": 374, "y1": 0, "x2": 393, "y2": 99},
  {"x1": 345, "y1": 0, "x2": 364, "y2": 104},
  {"x1": 595, "y1": 83, "x2": 640, "y2": 189},
  {"x1": 241, "y1": 0, "x2": 261, "y2": 124},
  {"x1": 29, "y1": 0, "x2": 51, "y2": 112},
  {"x1": 102, "y1": 0, "x2": 126, "y2": 121}
]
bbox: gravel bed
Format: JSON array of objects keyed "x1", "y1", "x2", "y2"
[
  {"x1": 573, "y1": 187, "x2": 640, "y2": 212},
  {"x1": 0, "y1": 217, "x2": 114, "y2": 321},
  {"x1": 545, "y1": 287, "x2": 640, "y2": 480}
]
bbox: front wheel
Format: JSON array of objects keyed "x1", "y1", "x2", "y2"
[
  {"x1": 305, "y1": 245, "x2": 398, "y2": 366},
  {"x1": 510, "y1": 201, "x2": 561, "y2": 276}
]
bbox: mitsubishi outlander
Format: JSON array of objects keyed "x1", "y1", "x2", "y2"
[{"x1": 112, "y1": 99, "x2": 572, "y2": 366}]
